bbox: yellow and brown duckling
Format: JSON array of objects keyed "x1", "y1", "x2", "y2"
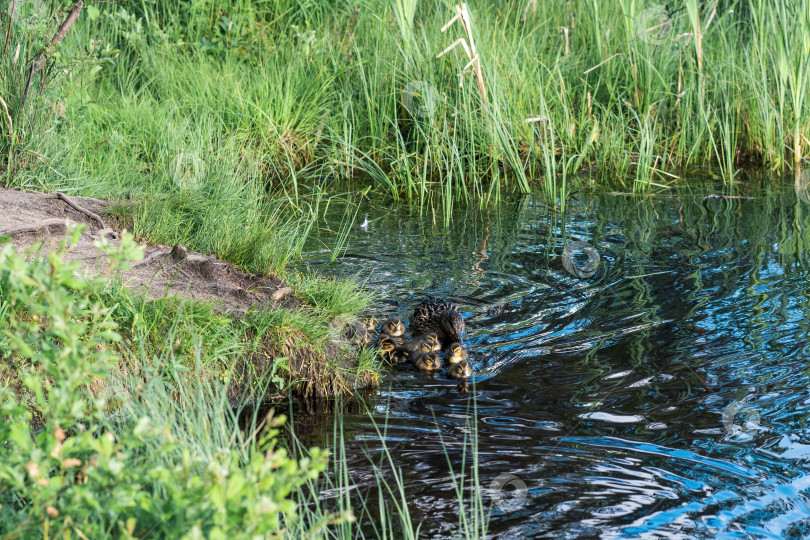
[
  {"x1": 362, "y1": 315, "x2": 379, "y2": 333},
  {"x1": 412, "y1": 332, "x2": 441, "y2": 352},
  {"x1": 412, "y1": 351, "x2": 443, "y2": 372},
  {"x1": 446, "y1": 359, "x2": 472, "y2": 379},
  {"x1": 411, "y1": 297, "x2": 464, "y2": 346},
  {"x1": 345, "y1": 320, "x2": 371, "y2": 346},
  {"x1": 443, "y1": 342, "x2": 473, "y2": 380},
  {"x1": 377, "y1": 333, "x2": 405, "y2": 348},
  {"x1": 378, "y1": 340, "x2": 397, "y2": 363},
  {"x1": 444, "y1": 342, "x2": 468, "y2": 364},
  {"x1": 380, "y1": 317, "x2": 406, "y2": 337},
  {"x1": 391, "y1": 348, "x2": 412, "y2": 365},
  {"x1": 400, "y1": 336, "x2": 435, "y2": 356}
]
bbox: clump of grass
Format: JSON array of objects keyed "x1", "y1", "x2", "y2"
[
  {"x1": 0, "y1": 1, "x2": 96, "y2": 179},
  {"x1": 289, "y1": 271, "x2": 373, "y2": 322}
]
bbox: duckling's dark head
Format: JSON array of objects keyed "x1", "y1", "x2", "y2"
[{"x1": 439, "y1": 310, "x2": 464, "y2": 343}]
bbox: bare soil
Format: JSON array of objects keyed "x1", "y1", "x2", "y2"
[{"x1": 0, "y1": 187, "x2": 300, "y2": 312}]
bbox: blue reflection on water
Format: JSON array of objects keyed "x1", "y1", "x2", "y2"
[{"x1": 298, "y1": 178, "x2": 810, "y2": 538}]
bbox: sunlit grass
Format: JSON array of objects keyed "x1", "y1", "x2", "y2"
[{"x1": 6, "y1": 0, "x2": 809, "y2": 226}]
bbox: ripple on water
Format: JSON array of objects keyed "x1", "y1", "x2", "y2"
[{"x1": 299, "y1": 179, "x2": 810, "y2": 537}]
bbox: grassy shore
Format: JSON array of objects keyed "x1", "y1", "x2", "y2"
[
  {"x1": 0, "y1": 233, "x2": 394, "y2": 537},
  {"x1": 0, "y1": 234, "x2": 479, "y2": 538},
  {"x1": 6, "y1": 0, "x2": 808, "y2": 212},
  {"x1": 4, "y1": 1, "x2": 810, "y2": 216}
]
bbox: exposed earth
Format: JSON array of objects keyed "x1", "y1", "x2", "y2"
[{"x1": 0, "y1": 187, "x2": 301, "y2": 312}]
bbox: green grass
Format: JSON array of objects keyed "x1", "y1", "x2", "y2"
[
  {"x1": 3, "y1": 0, "x2": 809, "y2": 228},
  {"x1": 1, "y1": 2, "x2": 809, "y2": 535},
  {"x1": 287, "y1": 392, "x2": 490, "y2": 539},
  {"x1": 0, "y1": 232, "x2": 323, "y2": 537}
]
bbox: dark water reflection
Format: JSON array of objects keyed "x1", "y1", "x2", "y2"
[{"x1": 297, "y1": 176, "x2": 810, "y2": 538}]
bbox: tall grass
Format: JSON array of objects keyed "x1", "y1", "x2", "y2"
[
  {"x1": 0, "y1": 231, "x2": 326, "y2": 537},
  {"x1": 5, "y1": 0, "x2": 809, "y2": 220}
]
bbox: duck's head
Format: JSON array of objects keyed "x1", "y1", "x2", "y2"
[
  {"x1": 439, "y1": 310, "x2": 465, "y2": 343},
  {"x1": 381, "y1": 317, "x2": 405, "y2": 337},
  {"x1": 363, "y1": 316, "x2": 379, "y2": 332},
  {"x1": 415, "y1": 351, "x2": 443, "y2": 372},
  {"x1": 416, "y1": 340, "x2": 433, "y2": 354},
  {"x1": 446, "y1": 342, "x2": 465, "y2": 363},
  {"x1": 447, "y1": 359, "x2": 472, "y2": 379}
]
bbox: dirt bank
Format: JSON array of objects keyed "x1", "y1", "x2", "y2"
[{"x1": 0, "y1": 187, "x2": 378, "y2": 400}]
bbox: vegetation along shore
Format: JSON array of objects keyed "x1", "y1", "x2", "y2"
[{"x1": 1, "y1": 0, "x2": 808, "y2": 537}]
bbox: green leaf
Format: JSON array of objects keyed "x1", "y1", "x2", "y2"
[
  {"x1": 210, "y1": 483, "x2": 226, "y2": 510},
  {"x1": 0, "y1": 235, "x2": 11, "y2": 244}
]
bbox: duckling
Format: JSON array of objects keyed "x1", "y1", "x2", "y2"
[
  {"x1": 444, "y1": 342, "x2": 468, "y2": 364},
  {"x1": 412, "y1": 332, "x2": 441, "y2": 352},
  {"x1": 377, "y1": 333, "x2": 405, "y2": 348},
  {"x1": 412, "y1": 351, "x2": 443, "y2": 372},
  {"x1": 345, "y1": 320, "x2": 371, "y2": 347},
  {"x1": 390, "y1": 348, "x2": 411, "y2": 365},
  {"x1": 400, "y1": 336, "x2": 434, "y2": 356},
  {"x1": 362, "y1": 316, "x2": 379, "y2": 334},
  {"x1": 446, "y1": 359, "x2": 472, "y2": 379},
  {"x1": 411, "y1": 297, "x2": 464, "y2": 346},
  {"x1": 378, "y1": 340, "x2": 397, "y2": 363},
  {"x1": 380, "y1": 317, "x2": 406, "y2": 337}
]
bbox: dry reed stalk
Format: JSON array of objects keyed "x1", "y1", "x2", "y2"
[
  {"x1": 437, "y1": 3, "x2": 487, "y2": 101},
  {"x1": 3, "y1": 0, "x2": 17, "y2": 56},
  {"x1": 0, "y1": 95, "x2": 12, "y2": 137}
]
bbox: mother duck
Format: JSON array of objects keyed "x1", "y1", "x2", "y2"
[{"x1": 410, "y1": 297, "x2": 464, "y2": 346}]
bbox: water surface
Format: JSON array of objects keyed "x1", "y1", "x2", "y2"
[{"x1": 298, "y1": 176, "x2": 810, "y2": 538}]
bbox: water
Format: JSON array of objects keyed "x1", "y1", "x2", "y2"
[{"x1": 297, "y1": 176, "x2": 810, "y2": 538}]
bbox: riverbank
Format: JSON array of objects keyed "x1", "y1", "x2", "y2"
[
  {"x1": 2, "y1": 0, "x2": 809, "y2": 536},
  {"x1": 0, "y1": 186, "x2": 387, "y2": 537},
  {"x1": 0, "y1": 186, "x2": 379, "y2": 405}
]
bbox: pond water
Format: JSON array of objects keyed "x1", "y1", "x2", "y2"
[{"x1": 298, "y1": 175, "x2": 810, "y2": 538}]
